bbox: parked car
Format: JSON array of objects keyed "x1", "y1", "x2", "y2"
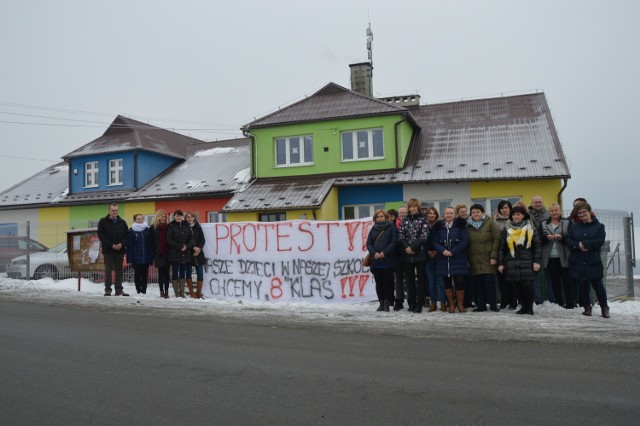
[
  {"x1": 0, "y1": 235, "x2": 48, "y2": 272},
  {"x1": 6, "y1": 242, "x2": 71, "y2": 280},
  {"x1": 6, "y1": 241, "x2": 155, "y2": 282}
]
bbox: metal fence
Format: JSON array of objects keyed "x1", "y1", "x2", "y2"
[
  {"x1": 578, "y1": 209, "x2": 636, "y2": 300},
  {"x1": 2, "y1": 212, "x2": 636, "y2": 299}
]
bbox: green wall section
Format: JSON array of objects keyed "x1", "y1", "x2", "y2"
[
  {"x1": 69, "y1": 204, "x2": 113, "y2": 227},
  {"x1": 252, "y1": 114, "x2": 415, "y2": 178}
]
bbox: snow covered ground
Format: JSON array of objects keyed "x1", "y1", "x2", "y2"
[{"x1": 1, "y1": 275, "x2": 639, "y2": 346}]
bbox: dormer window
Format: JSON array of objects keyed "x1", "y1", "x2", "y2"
[
  {"x1": 341, "y1": 128, "x2": 384, "y2": 161},
  {"x1": 109, "y1": 159, "x2": 123, "y2": 185},
  {"x1": 84, "y1": 162, "x2": 99, "y2": 188},
  {"x1": 275, "y1": 135, "x2": 313, "y2": 167}
]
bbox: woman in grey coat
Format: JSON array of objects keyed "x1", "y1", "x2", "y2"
[{"x1": 541, "y1": 203, "x2": 572, "y2": 308}]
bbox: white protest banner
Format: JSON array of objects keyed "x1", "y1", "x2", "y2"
[{"x1": 201, "y1": 219, "x2": 376, "y2": 303}]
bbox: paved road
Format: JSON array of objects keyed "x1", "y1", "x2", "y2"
[{"x1": 1, "y1": 299, "x2": 638, "y2": 425}]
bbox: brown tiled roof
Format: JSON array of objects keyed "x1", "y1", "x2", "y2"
[
  {"x1": 334, "y1": 92, "x2": 570, "y2": 184},
  {"x1": 401, "y1": 92, "x2": 570, "y2": 181},
  {"x1": 223, "y1": 177, "x2": 335, "y2": 212},
  {"x1": 243, "y1": 83, "x2": 418, "y2": 130},
  {"x1": 63, "y1": 115, "x2": 205, "y2": 160}
]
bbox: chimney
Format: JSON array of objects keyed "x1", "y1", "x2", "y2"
[
  {"x1": 349, "y1": 24, "x2": 374, "y2": 97},
  {"x1": 349, "y1": 62, "x2": 373, "y2": 97}
]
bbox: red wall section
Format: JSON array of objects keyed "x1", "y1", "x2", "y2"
[{"x1": 156, "y1": 198, "x2": 228, "y2": 223}]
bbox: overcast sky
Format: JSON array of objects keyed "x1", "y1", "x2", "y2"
[{"x1": 1, "y1": 0, "x2": 638, "y2": 216}]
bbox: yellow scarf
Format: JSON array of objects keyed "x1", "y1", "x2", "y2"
[{"x1": 506, "y1": 222, "x2": 533, "y2": 257}]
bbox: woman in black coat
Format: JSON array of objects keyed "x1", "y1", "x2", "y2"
[
  {"x1": 167, "y1": 210, "x2": 194, "y2": 298},
  {"x1": 565, "y1": 202, "x2": 609, "y2": 318},
  {"x1": 186, "y1": 211, "x2": 206, "y2": 299},
  {"x1": 150, "y1": 209, "x2": 170, "y2": 299},
  {"x1": 366, "y1": 209, "x2": 398, "y2": 312},
  {"x1": 497, "y1": 205, "x2": 541, "y2": 315}
]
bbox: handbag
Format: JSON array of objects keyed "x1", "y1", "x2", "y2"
[{"x1": 363, "y1": 230, "x2": 385, "y2": 267}]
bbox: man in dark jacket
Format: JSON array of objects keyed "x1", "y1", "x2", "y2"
[{"x1": 98, "y1": 203, "x2": 129, "y2": 296}]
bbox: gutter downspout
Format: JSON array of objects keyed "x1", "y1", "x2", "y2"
[
  {"x1": 393, "y1": 117, "x2": 406, "y2": 170},
  {"x1": 557, "y1": 177, "x2": 568, "y2": 207},
  {"x1": 242, "y1": 128, "x2": 257, "y2": 179}
]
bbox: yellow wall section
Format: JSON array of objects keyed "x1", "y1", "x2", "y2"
[
  {"x1": 469, "y1": 179, "x2": 564, "y2": 208},
  {"x1": 227, "y1": 212, "x2": 259, "y2": 222},
  {"x1": 227, "y1": 188, "x2": 340, "y2": 222},
  {"x1": 38, "y1": 207, "x2": 71, "y2": 247},
  {"x1": 39, "y1": 207, "x2": 69, "y2": 223},
  {"x1": 121, "y1": 202, "x2": 156, "y2": 222},
  {"x1": 315, "y1": 188, "x2": 339, "y2": 220}
]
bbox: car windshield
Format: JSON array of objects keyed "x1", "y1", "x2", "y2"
[{"x1": 49, "y1": 242, "x2": 67, "y2": 253}]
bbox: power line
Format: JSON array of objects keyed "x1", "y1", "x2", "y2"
[
  {"x1": 0, "y1": 101, "x2": 243, "y2": 129},
  {"x1": 0, "y1": 154, "x2": 58, "y2": 163}
]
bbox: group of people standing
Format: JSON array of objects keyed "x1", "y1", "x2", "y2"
[
  {"x1": 97, "y1": 204, "x2": 206, "y2": 300},
  {"x1": 365, "y1": 196, "x2": 610, "y2": 318}
]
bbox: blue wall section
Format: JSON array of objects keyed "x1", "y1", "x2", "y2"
[
  {"x1": 338, "y1": 184, "x2": 403, "y2": 217},
  {"x1": 136, "y1": 151, "x2": 179, "y2": 188},
  {"x1": 70, "y1": 152, "x2": 134, "y2": 193}
]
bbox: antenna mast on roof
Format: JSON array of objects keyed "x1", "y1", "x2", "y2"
[
  {"x1": 349, "y1": 22, "x2": 374, "y2": 96},
  {"x1": 366, "y1": 22, "x2": 373, "y2": 67}
]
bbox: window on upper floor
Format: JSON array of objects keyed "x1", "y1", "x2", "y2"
[
  {"x1": 275, "y1": 135, "x2": 313, "y2": 167},
  {"x1": 343, "y1": 203, "x2": 386, "y2": 220},
  {"x1": 341, "y1": 128, "x2": 384, "y2": 161},
  {"x1": 84, "y1": 162, "x2": 99, "y2": 188},
  {"x1": 109, "y1": 159, "x2": 123, "y2": 185},
  {"x1": 259, "y1": 212, "x2": 286, "y2": 222},
  {"x1": 207, "y1": 211, "x2": 227, "y2": 223}
]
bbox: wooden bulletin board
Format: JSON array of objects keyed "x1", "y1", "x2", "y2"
[{"x1": 66, "y1": 228, "x2": 104, "y2": 273}]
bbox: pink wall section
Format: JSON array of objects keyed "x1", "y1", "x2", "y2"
[{"x1": 156, "y1": 198, "x2": 228, "y2": 223}]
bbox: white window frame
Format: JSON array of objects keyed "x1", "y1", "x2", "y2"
[
  {"x1": 84, "y1": 162, "x2": 99, "y2": 188},
  {"x1": 207, "y1": 211, "x2": 227, "y2": 223},
  {"x1": 275, "y1": 135, "x2": 313, "y2": 167},
  {"x1": 108, "y1": 159, "x2": 124, "y2": 186},
  {"x1": 341, "y1": 128, "x2": 384, "y2": 161},
  {"x1": 342, "y1": 203, "x2": 386, "y2": 220}
]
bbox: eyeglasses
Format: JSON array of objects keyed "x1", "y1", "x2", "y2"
[{"x1": 577, "y1": 210, "x2": 589, "y2": 216}]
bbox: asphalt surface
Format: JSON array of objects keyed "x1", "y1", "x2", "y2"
[{"x1": 1, "y1": 299, "x2": 639, "y2": 425}]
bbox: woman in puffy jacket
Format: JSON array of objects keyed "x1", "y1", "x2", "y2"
[
  {"x1": 497, "y1": 205, "x2": 541, "y2": 315},
  {"x1": 366, "y1": 209, "x2": 398, "y2": 312},
  {"x1": 433, "y1": 206, "x2": 469, "y2": 313},
  {"x1": 127, "y1": 213, "x2": 154, "y2": 294},
  {"x1": 398, "y1": 198, "x2": 429, "y2": 313},
  {"x1": 167, "y1": 209, "x2": 194, "y2": 298},
  {"x1": 565, "y1": 202, "x2": 609, "y2": 318}
]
